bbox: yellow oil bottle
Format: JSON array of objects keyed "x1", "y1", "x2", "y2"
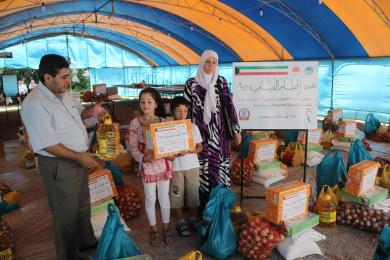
[
  {"x1": 231, "y1": 206, "x2": 248, "y2": 234},
  {"x1": 0, "y1": 231, "x2": 12, "y2": 260},
  {"x1": 23, "y1": 130, "x2": 36, "y2": 169},
  {"x1": 96, "y1": 113, "x2": 120, "y2": 161},
  {"x1": 318, "y1": 185, "x2": 337, "y2": 227}
]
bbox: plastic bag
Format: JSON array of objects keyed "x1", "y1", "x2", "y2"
[
  {"x1": 179, "y1": 251, "x2": 202, "y2": 260},
  {"x1": 94, "y1": 203, "x2": 140, "y2": 260},
  {"x1": 0, "y1": 201, "x2": 18, "y2": 217},
  {"x1": 373, "y1": 226, "x2": 390, "y2": 260},
  {"x1": 316, "y1": 150, "x2": 347, "y2": 196},
  {"x1": 200, "y1": 185, "x2": 237, "y2": 260},
  {"x1": 347, "y1": 140, "x2": 373, "y2": 168},
  {"x1": 380, "y1": 166, "x2": 390, "y2": 190},
  {"x1": 364, "y1": 113, "x2": 381, "y2": 137},
  {"x1": 283, "y1": 130, "x2": 299, "y2": 146},
  {"x1": 105, "y1": 161, "x2": 125, "y2": 186},
  {"x1": 281, "y1": 142, "x2": 304, "y2": 167}
]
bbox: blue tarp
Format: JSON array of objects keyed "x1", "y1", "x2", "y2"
[
  {"x1": 0, "y1": 35, "x2": 149, "y2": 69},
  {"x1": 1, "y1": 36, "x2": 389, "y2": 122}
]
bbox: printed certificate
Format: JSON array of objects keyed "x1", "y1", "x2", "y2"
[{"x1": 144, "y1": 119, "x2": 195, "y2": 158}]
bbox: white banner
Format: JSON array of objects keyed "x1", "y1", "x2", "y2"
[{"x1": 233, "y1": 61, "x2": 318, "y2": 129}]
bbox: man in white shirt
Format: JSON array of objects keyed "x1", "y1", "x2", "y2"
[{"x1": 21, "y1": 54, "x2": 105, "y2": 260}]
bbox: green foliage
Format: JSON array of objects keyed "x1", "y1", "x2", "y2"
[{"x1": 70, "y1": 69, "x2": 90, "y2": 92}]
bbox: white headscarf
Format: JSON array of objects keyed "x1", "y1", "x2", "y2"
[{"x1": 195, "y1": 50, "x2": 219, "y2": 125}]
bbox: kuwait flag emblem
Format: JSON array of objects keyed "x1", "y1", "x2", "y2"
[{"x1": 235, "y1": 65, "x2": 289, "y2": 76}]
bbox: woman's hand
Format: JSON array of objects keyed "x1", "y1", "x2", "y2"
[{"x1": 234, "y1": 132, "x2": 242, "y2": 146}]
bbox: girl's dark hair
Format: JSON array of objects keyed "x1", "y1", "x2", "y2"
[
  {"x1": 139, "y1": 87, "x2": 166, "y2": 117},
  {"x1": 170, "y1": 96, "x2": 189, "y2": 114}
]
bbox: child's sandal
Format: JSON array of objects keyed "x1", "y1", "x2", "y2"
[
  {"x1": 163, "y1": 228, "x2": 174, "y2": 245},
  {"x1": 176, "y1": 222, "x2": 191, "y2": 237},
  {"x1": 149, "y1": 231, "x2": 160, "y2": 247}
]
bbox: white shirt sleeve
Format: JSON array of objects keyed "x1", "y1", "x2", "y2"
[
  {"x1": 192, "y1": 124, "x2": 203, "y2": 144},
  {"x1": 21, "y1": 102, "x2": 59, "y2": 153}
]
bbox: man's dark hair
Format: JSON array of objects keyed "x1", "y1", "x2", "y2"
[
  {"x1": 38, "y1": 54, "x2": 69, "y2": 84},
  {"x1": 170, "y1": 96, "x2": 189, "y2": 114}
]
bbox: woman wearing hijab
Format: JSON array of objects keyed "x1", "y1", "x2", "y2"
[{"x1": 184, "y1": 50, "x2": 241, "y2": 209}]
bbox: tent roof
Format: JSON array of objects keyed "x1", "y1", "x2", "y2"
[{"x1": 0, "y1": 0, "x2": 389, "y2": 66}]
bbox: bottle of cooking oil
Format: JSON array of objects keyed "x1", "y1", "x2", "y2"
[
  {"x1": 23, "y1": 130, "x2": 36, "y2": 169},
  {"x1": 318, "y1": 185, "x2": 337, "y2": 227},
  {"x1": 231, "y1": 206, "x2": 248, "y2": 234},
  {"x1": 96, "y1": 113, "x2": 120, "y2": 161},
  {"x1": 0, "y1": 231, "x2": 13, "y2": 260}
]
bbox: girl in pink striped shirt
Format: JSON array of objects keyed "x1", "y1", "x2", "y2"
[{"x1": 128, "y1": 87, "x2": 174, "y2": 247}]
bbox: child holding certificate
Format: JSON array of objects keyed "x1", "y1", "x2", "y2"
[
  {"x1": 128, "y1": 87, "x2": 174, "y2": 247},
  {"x1": 169, "y1": 96, "x2": 203, "y2": 237}
]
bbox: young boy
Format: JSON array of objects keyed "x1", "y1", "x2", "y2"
[{"x1": 170, "y1": 96, "x2": 203, "y2": 237}]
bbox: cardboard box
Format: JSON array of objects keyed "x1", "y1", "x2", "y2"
[
  {"x1": 341, "y1": 185, "x2": 388, "y2": 206},
  {"x1": 248, "y1": 138, "x2": 278, "y2": 163},
  {"x1": 305, "y1": 144, "x2": 323, "y2": 152},
  {"x1": 106, "y1": 86, "x2": 118, "y2": 96},
  {"x1": 345, "y1": 160, "x2": 380, "y2": 196},
  {"x1": 284, "y1": 212, "x2": 319, "y2": 237},
  {"x1": 144, "y1": 119, "x2": 195, "y2": 159},
  {"x1": 91, "y1": 199, "x2": 114, "y2": 216},
  {"x1": 338, "y1": 120, "x2": 357, "y2": 137},
  {"x1": 88, "y1": 168, "x2": 118, "y2": 205},
  {"x1": 265, "y1": 181, "x2": 310, "y2": 224},
  {"x1": 328, "y1": 109, "x2": 343, "y2": 123},
  {"x1": 298, "y1": 129, "x2": 322, "y2": 145},
  {"x1": 93, "y1": 84, "x2": 107, "y2": 95}
]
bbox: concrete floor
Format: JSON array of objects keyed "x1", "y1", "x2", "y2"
[{"x1": 1, "y1": 139, "x2": 387, "y2": 260}]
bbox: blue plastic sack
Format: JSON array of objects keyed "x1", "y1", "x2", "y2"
[
  {"x1": 373, "y1": 226, "x2": 390, "y2": 260},
  {"x1": 283, "y1": 130, "x2": 299, "y2": 146},
  {"x1": 347, "y1": 139, "x2": 373, "y2": 168},
  {"x1": 316, "y1": 150, "x2": 347, "y2": 196},
  {"x1": 0, "y1": 201, "x2": 18, "y2": 217},
  {"x1": 364, "y1": 113, "x2": 381, "y2": 137},
  {"x1": 239, "y1": 132, "x2": 252, "y2": 158},
  {"x1": 105, "y1": 161, "x2": 125, "y2": 186},
  {"x1": 200, "y1": 184, "x2": 237, "y2": 260},
  {"x1": 94, "y1": 203, "x2": 140, "y2": 260}
]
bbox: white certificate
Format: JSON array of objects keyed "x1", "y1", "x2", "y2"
[
  {"x1": 155, "y1": 124, "x2": 190, "y2": 154},
  {"x1": 89, "y1": 175, "x2": 114, "y2": 204},
  {"x1": 345, "y1": 122, "x2": 356, "y2": 137},
  {"x1": 256, "y1": 143, "x2": 276, "y2": 162},
  {"x1": 308, "y1": 130, "x2": 321, "y2": 144}
]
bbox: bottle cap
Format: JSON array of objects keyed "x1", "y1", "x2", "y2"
[{"x1": 232, "y1": 206, "x2": 242, "y2": 213}]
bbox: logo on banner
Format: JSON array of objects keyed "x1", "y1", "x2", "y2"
[
  {"x1": 304, "y1": 66, "x2": 314, "y2": 75},
  {"x1": 239, "y1": 108, "x2": 250, "y2": 120},
  {"x1": 292, "y1": 66, "x2": 300, "y2": 75}
]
